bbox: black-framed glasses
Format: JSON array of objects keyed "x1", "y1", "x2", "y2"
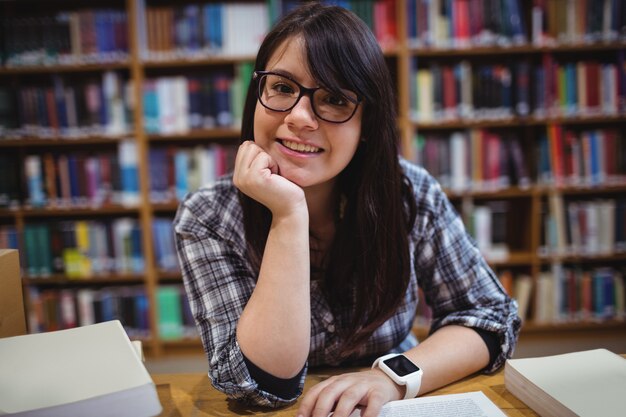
[{"x1": 253, "y1": 71, "x2": 361, "y2": 123}]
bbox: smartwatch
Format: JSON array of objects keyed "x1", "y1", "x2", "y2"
[{"x1": 372, "y1": 353, "x2": 423, "y2": 400}]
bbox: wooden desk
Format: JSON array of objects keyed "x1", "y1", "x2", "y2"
[{"x1": 153, "y1": 368, "x2": 537, "y2": 416}]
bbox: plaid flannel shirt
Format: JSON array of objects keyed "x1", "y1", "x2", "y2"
[{"x1": 174, "y1": 159, "x2": 521, "y2": 407}]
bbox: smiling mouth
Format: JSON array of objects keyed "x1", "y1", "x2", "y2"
[{"x1": 279, "y1": 139, "x2": 323, "y2": 153}]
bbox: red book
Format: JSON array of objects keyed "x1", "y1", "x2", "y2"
[
  {"x1": 567, "y1": 269, "x2": 578, "y2": 317},
  {"x1": 548, "y1": 124, "x2": 564, "y2": 187},
  {"x1": 442, "y1": 66, "x2": 457, "y2": 115},
  {"x1": 563, "y1": 130, "x2": 576, "y2": 184},
  {"x1": 580, "y1": 271, "x2": 592, "y2": 320},
  {"x1": 456, "y1": 0, "x2": 471, "y2": 46},
  {"x1": 586, "y1": 62, "x2": 600, "y2": 111},
  {"x1": 99, "y1": 154, "x2": 112, "y2": 204},
  {"x1": 45, "y1": 88, "x2": 59, "y2": 135}
]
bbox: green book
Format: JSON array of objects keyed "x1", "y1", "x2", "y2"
[{"x1": 157, "y1": 286, "x2": 183, "y2": 340}]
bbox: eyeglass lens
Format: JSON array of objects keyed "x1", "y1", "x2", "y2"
[{"x1": 258, "y1": 73, "x2": 358, "y2": 123}]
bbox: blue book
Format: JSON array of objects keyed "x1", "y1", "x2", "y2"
[
  {"x1": 148, "y1": 148, "x2": 169, "y2": 201},
  {"x1": 213, "y1": 74, "x2": 232, "y2": 127},
  {"x1": 67, "y1": 154, "x2": 80, "y2": 204},
  {"x1": 53, "y1": 76, "x2": 68, "y2": 133},
  {"x1": 25, "y1": 155, "x2": 46, "y2": 207},
  {"x1": 565, "y1": 64, "x2": 577, "y2": 115},
  {"x1": 209, "y1": 4, "x2": 223, "y2": 51},
  {"x1": 94, "y1": 12, "x2": 106, "y2": 54},
  {"x1": 174, "y1": 150, "x2": 189, "y2": 201},
  {"x1": 130, "y1": 224, "x2": 144, "y2": 273},
  {"x1": 589, "y1": 130, "x2": 600, "y2": 186},
  {"x1": 406, "y1": 0, "x2": 416, "y2": 40},
  {"x1": 118, "y1": 140, "x2": 139, "y2": 206},
  {"x1": 185, "y1": 5, "x2": 201, "y2": 50},
  {"x1": 142, "y1": 80, "x2": 159, "y2": 133}
]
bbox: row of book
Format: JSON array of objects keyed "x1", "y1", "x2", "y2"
[
  {"x1": 25, "y1": 284, "x2": 198, "y2": 340},
  {"x1": 143, "y1": 65, "x2": 253, "y2": 134},
  {"x1": 0, "y1": 225, "x2": 18, "y2": 250},
  {"x1": 26, "y1": 286, "x2": 150, "y2": 337},
  {"x1": 537, "y1": 127, "x2": 626, "y2": 188},
  {"x1": 139, "y1": 2, "x2": 269, "y2": 60},
  {"x1": 22, "y1": 219, "x2": 144, "y2": 279},
  {"x1": 410, "y1": 56, "x2": 626, "y2": 123},
  {"x1": 149, "y1": 144, "x2": 235, "y2": 203},
  {"x1": 1, "y1": 142, "x2": 238, "y2": 210},
  {"x1": 153, "y1": 218, "x2": 179, "y2": 273},
  {"x1": 1, "y1": 10, "x2": 129, "y2": 67},
  {"x1": 466, "y1": 200, "x2": 510, "y2": 262},
  {"x1": 413, "y1": 130, "x2": 529, "y2": 193},
  {"x1": 0, "y1": 72, "x2": 132, "y2": 139},
  {"x1": 541, "y1": 196, "x2": 626, "y2": 257},
  {"x1": 137, "y1": 0, "x2": 397, "y2": 61},
  {"x1": 407, "y1": 0, "x2": 626, "y2": 49},
  {"x1": 534, "y1": 55, "x2": 625, "y2": 118},
  {"x1": 534, "y1": 265, "x2": 626, "y2": 323},
  {"x1": 533, "y1": 0, "x2": 626, "y2": 46},
  {"x1": 407, "y1": 0, "x2": 527, "y2": 48},
  {"x1": 19, "y1": 141, "x2": 139, "y2": 209},
  {"x1": 2, "y1": 218, "x2": 176, "y2": 279}
]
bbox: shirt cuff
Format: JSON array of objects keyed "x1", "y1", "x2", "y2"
[
  {"x1": 242, "y1": 351, "x2": 305, "y2": 400},
  {"x1": 473, "y1": 327, "x2": 500, "y2": 369}
]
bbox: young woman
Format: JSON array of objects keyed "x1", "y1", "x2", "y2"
[{"x1": 174, "y1": 3, "x2": 520, "y2": 417}]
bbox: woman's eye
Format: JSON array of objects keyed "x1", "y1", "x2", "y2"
[
  {"x1": 323, "y1": 93, "x2": 347, "y2": 107},
  {"x1": 271, "y1": 82, "x2": 295, "y2": 94}
]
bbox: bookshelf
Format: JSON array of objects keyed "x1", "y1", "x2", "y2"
[{"x1": 1, "y1": 0, "x2": 625, "y2": 358}]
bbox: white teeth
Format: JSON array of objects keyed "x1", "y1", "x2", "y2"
[{"x1": 282, "y1": 140, "x2": 320, "y2": 153}]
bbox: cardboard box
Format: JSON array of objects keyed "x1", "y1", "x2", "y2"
[{"x1": 0, "y1": 249, "x2": 27, "y2": 338}]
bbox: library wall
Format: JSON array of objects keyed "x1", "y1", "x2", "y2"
[{"x1": 1, "y1": 0, "x2": 625, "y2": 358}]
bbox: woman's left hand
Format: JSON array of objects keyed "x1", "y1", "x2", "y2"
[{"x1": 296, "y1": 369, "x2": 403, "y2": 417}]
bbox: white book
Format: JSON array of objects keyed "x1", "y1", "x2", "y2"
[
  {"x1": 0, "y1": 321, "x2": 162, "y2": 417},
  {"x1": 341, "y1": 391, "x2": 506, "y2": 417},
  {"x1": 450, "y1": 132, "x2": 468, "y2": 192},
  {"x1": 505, "y1": 349, "x2": 626, "y2": 417},
  {"x1": 513, "y1": 274, "x2": 533, "y2": 322}
]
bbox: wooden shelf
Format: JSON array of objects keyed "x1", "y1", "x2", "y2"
[
  {"x1": 0, "y1": 135, "x2": 133, "y2": 147},
  {"x1": 147, "y1": 128, "x2": 241, "y2": 141},
  {"x1": 413, "y1": 114, "x2": 626, "y2": 130},
  {"x1": 158, "y1": 271, "x2": 182, "y2": 282},
  {"x1": 445, "y1": 187, "x2": 535, "y2": 199},
  {"x1": 22, "y1": 273, "x2": 145, "y2": 285},
  {"x1": 409, "y1": 41, "x2": 626, "y2": 57},
  {"x1": 17, "y1": 205, "x2": 139, "y2": 217},
  {"x1": 521, "y1": 320, "x2": 626, "y2": 334},
  {"x1": 0, "y1": 60, "x2": 131, "y2": 74},
  {"x1": 535, "y1": 184, "x2": 626, "y2": 196},
  {"x1": 538, "y1": 252, "x2": 626, "y2": 264}
]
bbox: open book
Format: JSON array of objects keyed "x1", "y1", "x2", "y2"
[
  {"x1": 0, "y1": 320, "x2": 162, "y2": 417},
  {"x1": 336, "y1": 391, "x2": 506, "y2": 417},
  {"x1": 505, "y1": 349, "x2": 626, "y2": 417}
]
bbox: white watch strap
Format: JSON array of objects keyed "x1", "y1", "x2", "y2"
[
  {"x1": 403, "y1": 377, "x2": 420, "y2": 399},
  {"x1": 372, "y1": 354, "x2": 421, "y2": 400}
]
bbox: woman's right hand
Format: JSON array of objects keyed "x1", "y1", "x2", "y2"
[{"x1": 233, "y1": 141, "x2": 307, "y2": 219}]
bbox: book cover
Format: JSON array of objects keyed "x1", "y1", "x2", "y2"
[
  {"x1": 505, "y1": 349, "x2": 626, "y2": 417},
  {"x1": 0, "y1": 320, "x2": 162, "y2": 417}
]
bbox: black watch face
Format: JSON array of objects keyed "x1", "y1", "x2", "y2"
[{"x1": 383, "y1": 355, "x2": 420, "y2": 377}]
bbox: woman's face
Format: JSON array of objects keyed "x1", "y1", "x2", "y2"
[{"x1": 253, "y1": 35, "x2": 363, "y2": 191}]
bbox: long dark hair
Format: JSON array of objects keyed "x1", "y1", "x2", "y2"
[{"x1": 239, "y1": 2, "x2": 417, "y2": 359}]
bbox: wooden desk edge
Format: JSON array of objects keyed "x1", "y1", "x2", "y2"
[{"x1": 152, "y1": 367, "x2": 537, "y2": 416}]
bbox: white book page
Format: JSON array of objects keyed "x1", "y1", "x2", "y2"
[{"x1": 338, "y1": 391, "x2": 506, "y2": 417}]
